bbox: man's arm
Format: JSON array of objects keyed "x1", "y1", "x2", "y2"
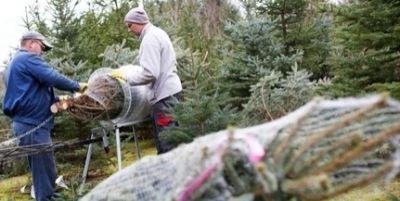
[{"x1": 26, "y1": 55, "x2": 79, "y2": 92}]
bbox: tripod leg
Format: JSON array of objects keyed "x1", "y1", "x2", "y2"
[
  {"x1": 78, "y1": 134, "x2": 94, "y2": 195},
  {"x1": 115, "y1": 126, "x2": 122, "y2": 171},
  {"x1": 132, "y1": 126, "x2": 141, "y2": 159}
]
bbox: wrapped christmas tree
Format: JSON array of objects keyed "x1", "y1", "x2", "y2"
[
  {"x1": 52, "y1": 65, "x2": 151, "y2": 125},
  {"x1": 81, "y1": 95, "x2": 400, "y2": 201}
]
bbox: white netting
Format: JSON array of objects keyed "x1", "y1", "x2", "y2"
[{"x1": 81, "y1": 95, "x2": 400, "y2": 201}]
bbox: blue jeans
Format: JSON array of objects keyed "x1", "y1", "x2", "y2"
[{"x1": 13, "y1": 122, "x2": 56, "y2": 201}]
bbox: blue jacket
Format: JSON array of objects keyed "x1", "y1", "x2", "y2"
[{"x1": 2, "y1": 49, "x2": 79, "y2": 129}]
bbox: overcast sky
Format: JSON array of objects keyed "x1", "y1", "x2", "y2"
[{"x1": 0, "y1": 0, "x2": 31, "y2": 64}]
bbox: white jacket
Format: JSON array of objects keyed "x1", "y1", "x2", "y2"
[{"x1": 126, "y1": 23, "x2": 182, "y2": 104}]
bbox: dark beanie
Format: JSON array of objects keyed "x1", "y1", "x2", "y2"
[{"x1": 124, "y1": 7, "x2": 149, "y2": 24}]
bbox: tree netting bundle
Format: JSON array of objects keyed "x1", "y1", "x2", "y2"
[
  {"x1": 67, "y1": 68, "x2": 125, "y2": 120},
  {"x1": 81, "y1": 95, "x2": 400, "y2": 201}
]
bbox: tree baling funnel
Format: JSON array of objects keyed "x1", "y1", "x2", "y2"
[{"x1": 55, "y1": 65, "x2": 152, "y2": 126}]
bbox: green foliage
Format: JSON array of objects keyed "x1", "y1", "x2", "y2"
[
  {"x1": 99, "y1": 40, "x2": 138, "y2": 68},
  {"x1": 0, "y1": 89, "x2": 11, "y2": 139},
  {"x1": 335, "y1": 0, "x2": 400, "y2": 52},
  {"x1": 74, "y1": 1, "x2": 137, "y2": 67},
  {"x1": 386, "y1": 193, "x2": 400, "y2": 201},
  {"x1": 28, "y1": 0, "x2": 138, "y2": 68},
  {"x1": 365, "y1": 82, "x2": 400, "y2": 100},
  {"x1": 325, "y1": 0, "x2": 400, "y2": 96},
  {"x1": 1, "y1": 1, "x2": 400, "y2": 200},
  {"x1": 47, "y1": 0, "x2": 82, "y2": 48},
  {"x1": 48, "y1": 42, "x2": 92, "y2": 81},
  {"x1": 256, "y1": 0, "x2": 308, "y2": 23},
  {"x1": 255, "y1": 0, "x2": 333, "y2": 79},
  {"x1": 147, "y1": 0, "x2": 242, "y2": 73},
  {"x1": 162, "y1": 45, "x2": 241, "y2": 145},
  {"x1": 0, "y1": 158, "x2": 29, "y2": 177},
  {"x1": 47, "y1": 43, "x2": 95, "y2": 140},
  {"x1": 242, "y1": 63, "x2": 326, "y2": 125},
  {"x1": 152, "y1": 0, "x2": 239, "y2": 51},
  {"x1": 162, "y1": 0, "x2": 333, "y2": 144},
  {"x1": 218, "y1": 17, "x2": 303, "y2": 106},
  {"x1": 162, "y1": 92, "x2": 241, "y2": 145},
  {"x1": 10, "y1": 0, "x2": 394, "y2": 156},
  {"x1": 291, "y1": 15, "x2": 333, "y2": 79}
]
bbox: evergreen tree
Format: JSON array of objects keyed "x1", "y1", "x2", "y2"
[
  {"x1": 162, "y1": 42, "x2": 241, "y2": 145},
  {"x1": 74, "y1": 0, "x2": 136, "y2": 67},
  {"x1": 99, "y1": 40, "x2": 138, "y2": 68},
  {"x1": 149, "y1": 0, "x2": 241, "y2": 71},
  {"x1": 49, "y1": 43, "x2": 95, "y2": 140},
  {"x1": 326, "y1": 0, "x2": 400, "y2": 98},
  {"x1": 255, "y1": 0, "x2": 333, "y2": 79},
  {"x1": 143, "y1": 0, "x2": 245, "y2": 145},
  {"x1": 242, "y1": 63, "x2": 328, "y2": 125},
  {"x1": 28, "y1": 0, "x2": 138, "y2": 68},
  {"x1": 218, "y1": 17, "x2": 303, "y2": 107}
]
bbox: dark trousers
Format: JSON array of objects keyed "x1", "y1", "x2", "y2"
[
  {"x1": 13, "y1": 122, "x2": 56, "y2": 201},
  {"x1": 151, "y1": 93, "x2": 180, "y2": 154}
]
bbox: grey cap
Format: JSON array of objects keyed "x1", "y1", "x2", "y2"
[
  {"x1": 21, "y1": 31, "x2": 53, "y2": 51},
  {"x1": 124, "y1": 7, "x2": 149, "y2": 24}
]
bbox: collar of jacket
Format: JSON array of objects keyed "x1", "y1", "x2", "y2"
[
  {"x1": 139, "y1": 23, "x2": 153, "y2": 41},
  {"x1": 18, "y1": 48, "x2": 29, "y2": 53}
]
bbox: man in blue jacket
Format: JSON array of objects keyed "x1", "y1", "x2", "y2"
[{"x1": 2, "y1": 31, "x2": 87, "y2": 201}]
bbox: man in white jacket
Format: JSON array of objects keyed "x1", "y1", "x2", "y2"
[{"x1": 112, "y1": 7, "x2": 182, "y2": 154}]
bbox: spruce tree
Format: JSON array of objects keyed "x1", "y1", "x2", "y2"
[
  {"x1": 255, "y1": 0, "x2": 333, "y2": 79},
  {"x1": 161, "y1": 43, "x2": 241, "y2": 146},
  {"x1": 218, "y1": 17, "x2": 303, "y2": 107},
  {"x1": 327, "y1": 0, "x2": 400, "y2": 98},
  {"x1": 242, "y1": 63, "x2": 328, "y2": 125}
]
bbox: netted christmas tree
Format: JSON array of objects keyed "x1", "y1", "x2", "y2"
[
  {"x1": 51, "y1": 42, "x2": 152, "y2": 125},
  {"x1": 81, "y1": 95, "x2": 400, "y2": 201},
  {"x1": 59, "y1": 69, "x2": 125, "y2": 121}
]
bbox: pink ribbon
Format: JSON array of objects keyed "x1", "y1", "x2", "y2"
[{"x1": 177, "y1": 134, "x2": 265, "y2": 201}]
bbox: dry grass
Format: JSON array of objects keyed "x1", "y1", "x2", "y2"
[{"x1": 0, "y1": 175, "x2": 30, "y2": 201}]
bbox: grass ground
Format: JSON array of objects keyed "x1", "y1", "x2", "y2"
[
  {"x1": 0, "y1": 138, "x2": 157, "y2": 201},
  {"x1": 329, "y1": 181, "x2": 400, "y2": 201},
  {"x1": 1, "y1": 138, "x2": 399, "y2": 201}
]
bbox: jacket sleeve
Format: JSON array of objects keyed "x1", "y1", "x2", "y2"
[{"x1": 26, "y1": 54, "x2": 79, "y2": 92}]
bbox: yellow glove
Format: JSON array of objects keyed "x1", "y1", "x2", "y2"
[
  {"x1": 78, "y1": 82, "x2": 88, "y2": 93},
  {"x1": 58, "y1": 95, "x2": 71, "y2": 101},
  {"x1": 110, "y1": 69, "x2": 127, "y2": 82}
]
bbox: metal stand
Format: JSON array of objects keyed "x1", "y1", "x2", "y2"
[
  {"x1": 78, "y1": 128, "x2": 107, "y2": 195},
  {"x1": 78, "y1": 133, "x2": 95, "y2": 195},
  {"x1": 115, "y1": 125, "x2": 142, "y2": 171},
  {"x1": 78, "y1": 124, "x2": 142, "y2": 195},
  {"x1": 115, "y1": 126, "x2": 122, "y2": 171},
  {"x1": 132, "y1": 126, "x2": 141, "y2": 159}
]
